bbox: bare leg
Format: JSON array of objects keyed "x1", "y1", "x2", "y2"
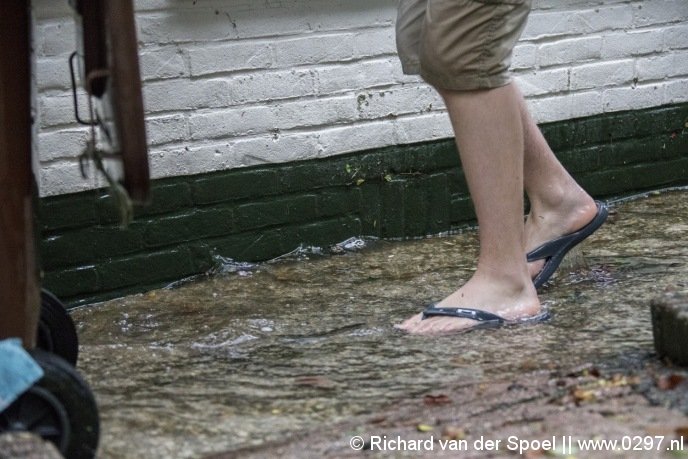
[
  {"x1": 518, "y1": 85, "x2": 598, "y2": 278},
  {"x1": 397, "y1": 83, "x2": 540, "y2": 334}
]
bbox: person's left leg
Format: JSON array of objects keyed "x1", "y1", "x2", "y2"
[{"x1": 397, "y1": 82, "x2": 541, "y2": 334}]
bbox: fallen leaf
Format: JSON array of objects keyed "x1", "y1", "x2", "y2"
[
  {"x1": 423, "y1": 394, "x2": 452, "y2": 406},
  {"x1": 572, "y1": 387, "x2": 596, "y2": 404},
  {"x1": 417, "y1": 424, "x2": 434, "y2": 433},
  {"x1": 657, "y1": 374, "x2": 686, "y2": 391},
  {"x1": 441, "y1": 425, "x2": 466, "y2": 440}
]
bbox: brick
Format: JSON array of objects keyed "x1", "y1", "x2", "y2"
[
  {"x1": 35, "y1": 20, "x2": 75, "y2": 56},
  {"x1": 41, "y1": 226, "x2": 145, "y2": 270},
  {"x1": 136, "y1": 11, "x2": 239, "y2": 45},
  {"x1": 40, "y1": 233, "x2": 95, "y2": 270},
  {"x1": 357, "y1": 184, "x2": 382, "y2": 236},
  {"x1": 228, "y1": 69, "x2": 316, "y2": 105},
  {"x1": 146, "y1": 114, "x2": 189, "y2": 146},
  {"x1": 143, "y1": 78, "x2": 232, "y2": 113},
  {"x1": 449, "y1": 196, "x2": 476, "y2": 226},
  {"x1": 528, "y1": 94, "x2": 573, "y2": 123},
  {"x1": 210, "y1": 228, "x2": 286, "y2": 262},
  {"x1": 231, "y1": 132, "x2": 321, "y2": 166},
  {"x1": 36, "y1": 56, "x2": 72, "y2": 90},
  {"x1": 601, "y1": 29, "x2": 664, "y2": 59},
  {"x1": 569, "y1": 60, "x2": 634, "y2": 91},
  {"x1": 271, "y1": 33, "x2": 356, "y2": 67},
  {"x1": 38, "y1": 93, "x2": 86, "y2": 129},
  {"x1": 97, "y1": 248, "x2": 196, "y2": 291},
  {"x1": 602, "y1": 84, "x2": 665, "y2": 113},
  {"x1": 512, "y1": 44, "x2": 537, "y2": 70},
  {"x1": 314, "y1": 59, "x2": 399, "y2": 95},
  {"x1": 664, "y1": 24, "x2": 688, "y2": 50},
  {"x1": 285, "y1": 216, "x2": 363, "y2": 249},
  {"x1": 37, "y1": 128, "x2": 90, "y2": 162},
  {"x1": 316, "y1": 120, "x2": 396, "y2": 157},
  {"x1": 278, "y1": 159, "x2": 348, "y2": 193},
  {"x1": 636, "y1": 52, "x2": 688, "y2": 82},
  {"x1": 39, "y1": 162, "x2": 101, "y2": 198},
  {"x1": 538, "y1": 36, "x2": 602, "y2": 67},
  {"x1": 665, "y1": 79, "x2": 688, "y2": 105},
  {"x1": 516, "y1": 68, "x2": 569, "y2": 97},
  {"x1": 628, "y1": 158, "x2": 688, "y2": 189},
  {"x1": 570, "y1": 91, "x2": 605, "y2": 119},
  {"x1": 632, "y1": 0, "x2": 688, "y2": 28},
  {"x1": 42, "y1": 265, "x2": 100, "y2": 303},
  {"x1": 380, "y1": 180, "x2": 406, "y2": 238},
  {"x1": 276, "y1": 96, "x2": 359, "y2": 130},
  {"x1": 189, "y1": 106, "x2": 278, "y2": 140},
  {"x1": 191, "y1": 169, "x2": 279, "y2": 204},
  {"x1": 393, "y1": 112, "x2": 453, "y2": 145},
  {"x1": 188, "y1": 41, "x2": 273, "y2": 76},
  {"x1": 353, "y1": 28, "x2": 396, "y2": 57},
  {"x1": 523, "y1": 5, "x2": 633, "y2": 41},
  {"x1": 149, "y1": 145, "x2": 235, "y2": 180},
  {"x1": 137, "y1": 181, "x2": 193, "y2": 216},
  {"x1": 419, "y1": 174, "x2": 451, "y2": 235},
  {"x1": 139, "y1": 46, "x2": 189, "y2": 81},
  {"x1": 356, "y1": 85, "x2": 442, "y2": 120},
  {"x1": 234, "y1": 194, "x2": 318, "y2": 231},
  {"x1": 40, "y1": 192, "x2": 98, "y2": 232},
  {"x1": 141, "y1": 207, "x2": 234, "y2": 247},
  {"x1": 317, "y1": 189, "x2": 360, "y2": 218}
]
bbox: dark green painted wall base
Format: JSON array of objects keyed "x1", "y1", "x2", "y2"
[{"x1": 40, "y1": 103, "x2": 688, "y2": 307}]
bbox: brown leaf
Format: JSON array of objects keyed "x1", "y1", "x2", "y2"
[
  {"x1": 656, "y1": 374, "x2": 686, "y2": 391},
  {"x1": 572, "y1": 387, "x2": 596, "y2": 404},
  {"x1": 369, "y1": 415, "x2": 387, "y2": 425},
  {"x1": 441, "y1": 425, "x2": 466, "y2": 440},
  {"x1": 676, "y1": 426, "x2": 688, "y2": 438},
  {"x1": 423, "y1": 394, "x2": 452, "y2": 406}
]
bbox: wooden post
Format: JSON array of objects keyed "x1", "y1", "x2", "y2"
[{"x1": 0, "y1": 0, "x2": 40, "y2": 347}]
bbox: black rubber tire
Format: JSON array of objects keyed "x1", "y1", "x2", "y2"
[
  {"x1": 37, "y1": 289, "x2": 79, "y2": 366},
  {"x1": 0, "y1": 349, "x2": 100, "y2": 459}
]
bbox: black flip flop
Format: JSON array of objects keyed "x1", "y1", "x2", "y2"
[
  {"x1": 527, "y1": 201, "x2": 609, "y2": 289},
  {"x1": 421, "y1": 304, "x2": 551, "y2": 331}
]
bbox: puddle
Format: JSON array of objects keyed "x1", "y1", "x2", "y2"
[{"x1": 72, "y1": 188, "x2": 688, "y2": 458}]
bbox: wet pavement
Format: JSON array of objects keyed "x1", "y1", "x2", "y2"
[{"x1": 72, "y1": 188, "x2": 688, "y2": 458}]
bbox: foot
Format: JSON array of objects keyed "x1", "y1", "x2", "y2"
[
  {"x1": 525, "y1": 196, "x2": 598, "y2": 280},
  {"x1": 396, "y1": 268, "x2": 541, "y2": 335}
]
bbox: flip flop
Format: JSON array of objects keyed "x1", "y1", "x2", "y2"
[
  {"x1": 421, "y1": 304, "x2": 551, "y2": 331},
  {"x1": 527, "y1": 201, "x2": 609, "y2": 289}
]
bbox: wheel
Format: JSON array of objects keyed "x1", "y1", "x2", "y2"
[
  {"x1": 0, "y1": 349, "x2": 100, "y2": 459},
  {"x1": 37, "y1": 290, "x2": 79, "y2": 366}
]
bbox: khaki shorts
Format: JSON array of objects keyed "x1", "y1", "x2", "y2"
[{"x1": 396, "y1": 0, "x2": 531, "y2": 90}]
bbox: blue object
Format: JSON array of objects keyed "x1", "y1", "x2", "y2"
[{"x1": 0, "y1": 339, "x2": 44, "y2": 412}]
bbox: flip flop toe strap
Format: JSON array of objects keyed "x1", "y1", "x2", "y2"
[{"x1": 421, "y1": 306, "x2": 506, "y2": 324}]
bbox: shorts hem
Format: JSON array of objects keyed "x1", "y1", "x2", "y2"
[{"x1": 419, "y1": 69, "x2": 513, "y2": 91}]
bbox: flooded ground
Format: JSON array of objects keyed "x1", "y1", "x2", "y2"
[{"x1": 72, "y1": 188, "x2": 688, "y2": 459}]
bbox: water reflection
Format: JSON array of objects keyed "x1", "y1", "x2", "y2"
[{"x1": 73, "y1": 188, "x2": 688, "y2": 458}]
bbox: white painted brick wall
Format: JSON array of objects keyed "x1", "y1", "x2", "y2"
[{"x1": 33, "y1": 0, "x2": 688, "y2": 196}]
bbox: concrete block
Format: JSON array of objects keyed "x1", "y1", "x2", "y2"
[{"x1": 651, "y1": 291, "x2": 688, "y2": 366}]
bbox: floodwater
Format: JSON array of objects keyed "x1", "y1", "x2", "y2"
[{"x1": 72, "y1": 188, "x2": 688, "y2": 459}]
